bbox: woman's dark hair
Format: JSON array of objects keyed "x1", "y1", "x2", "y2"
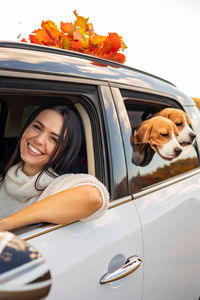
[{"x1": 2, "y1": 103, "x2": 83, "y2": 190}]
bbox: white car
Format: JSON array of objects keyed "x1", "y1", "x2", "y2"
[{"x1": 0, "y1": 41, "x2": 200, "y2": 300}]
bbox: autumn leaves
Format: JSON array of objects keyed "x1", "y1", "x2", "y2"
[{"x1": 21, "y1": 10, "x2": 127, "y2": 64}]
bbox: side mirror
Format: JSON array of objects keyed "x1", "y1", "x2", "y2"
[{"x1": 0, "y1": 231, "x2": 51, "y2": 299}]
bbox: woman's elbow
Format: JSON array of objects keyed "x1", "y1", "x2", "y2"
[{"x1": 85, "y1": 186, "x2": 103, "y2": 211}]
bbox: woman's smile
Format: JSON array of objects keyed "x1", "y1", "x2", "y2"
[{"x1": 27, "y1": 142, "x2": 44, "y2": 156}]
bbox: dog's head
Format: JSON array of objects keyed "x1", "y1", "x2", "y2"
[
  {"x1": 155, "y1": 108, "x2": 196, "y2": 146},
  {"x1": 134, "y1": 116, "x2": 182, "y2": 161}
]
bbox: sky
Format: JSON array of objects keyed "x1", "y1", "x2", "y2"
[{"x1": 0, "y1": 0, "x2": 200, "y2": 97}]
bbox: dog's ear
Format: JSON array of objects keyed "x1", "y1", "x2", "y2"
[
  {"x1": 130, "y1": 129, "x2": 134, "y2": 145},
  {"x1": 159, "y1": 109, "x2": 171, "y2": 118},
  {"x1": 171, "y1": 121, "x2": 179, "y2": 136},
  {"x1": 134, "y1": 123, "x2": 152, "y2": 144},
  {"x1": 155, "y1": 108, "x2": 171, "y2": 119},
  {"x1": 183, "y1": 112, "x2": 191, "y2": 125}
]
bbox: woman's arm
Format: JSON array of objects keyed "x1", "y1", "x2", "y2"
[{"x1": 0, "y1": 185, "x2": 103, "y2": 231}]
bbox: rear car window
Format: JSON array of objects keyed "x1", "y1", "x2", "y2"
[{"x1": 116, "y1": 89, "x2": 199, "y2": 193}]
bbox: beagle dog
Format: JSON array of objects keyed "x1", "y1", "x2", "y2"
[
  {"x1": 130, "y1": 140, "x2": 155, "y2": 166},
  {"x1": 155, "y1": 108, "x2": 196, "y2": 146},
  {"x1": 133, "y1": 116, "x2": 182, "y2": 161}
]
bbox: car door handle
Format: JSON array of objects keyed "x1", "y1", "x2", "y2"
[{"x1": 99, "y1": 255, "x2": 142, "y2": 284}]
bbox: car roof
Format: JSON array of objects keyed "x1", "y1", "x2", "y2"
[{"x1": 0, "y1": 41, "x2": 194, "y2": 106}]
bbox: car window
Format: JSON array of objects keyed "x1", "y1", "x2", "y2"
[
  {"x1": 20, "y1": 105, "x2": 39, "y2": 131},
  {"x1": 0, "y1": 95, "x2": 91, "y2": 177},
  {"x1": 1, "y1": 103, "x2": 87, "y2": 175},
  {"x1": 116, "y1": 89, "x2": 199, "y2": 193},
  {"x1": 0, "y1": 77, "x2": 110, "y2": 189}
]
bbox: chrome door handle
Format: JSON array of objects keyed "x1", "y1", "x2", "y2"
[{"x1": 99, "y1": 255, "x2": 142, "y2": 284}]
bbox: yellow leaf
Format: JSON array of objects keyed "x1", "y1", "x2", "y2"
[
  {"x1": 62, "y1": 35, "x2": 71, "y2": 49},
  {"x1": 60, "y1": 22, "x2": 76, "y2": 35},
  {"x1": 73, "y1": 10, "x2": 89, "y2": 35}
]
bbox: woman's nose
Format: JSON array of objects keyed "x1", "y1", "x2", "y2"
[{"x1": 34, "y1": 132, "x2": 46, "y2": 144}]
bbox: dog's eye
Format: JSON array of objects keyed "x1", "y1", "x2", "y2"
[
  {"x1": 160, "y1": 133, "x2": 169, "y2": 137},
  {"x1": 175, "y1": 122, "x2": 182, "y2": 127}
]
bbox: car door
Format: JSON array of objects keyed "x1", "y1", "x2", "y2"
[
  {"x1": 26, "y1": 201, "x2": 143, "y2": 300},
  {"x1": 0, "y1": 77, "x2": 143, "y2": 300},
  {"x1": 113, "y1": 86, "x2": 200, "y2": 300}
]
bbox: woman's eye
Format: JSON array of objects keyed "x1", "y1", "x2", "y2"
[
  {"x1": 176, "y1": 122, "x2": 182, "y2": 127},
  {"x1": 161, "y1": 133, "x2": 169, "y2": 137},
  {"x1": 50, "y1": 136, "x2": 59, "y2": 143},
  {"x1": 33, "y1": 124, "x2": 41, "y2": 130}
]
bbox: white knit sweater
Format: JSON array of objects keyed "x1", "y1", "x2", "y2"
[{"x1": 0, "y1": 162, "x2": 109, "y2": 222}]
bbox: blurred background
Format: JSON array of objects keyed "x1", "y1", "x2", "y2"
[{"x1": 0, "y1": 0, "x2": 199, "y2": 97}]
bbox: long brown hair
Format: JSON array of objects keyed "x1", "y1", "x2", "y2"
[{"x1": 2, "y1": 103, "x2": 83, "y2": 190}]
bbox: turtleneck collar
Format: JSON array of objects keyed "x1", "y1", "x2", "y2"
[{"x1": 3, "y1": 162, "x2": 56, "y2": 201}]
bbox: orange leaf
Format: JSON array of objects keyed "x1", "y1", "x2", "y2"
[
  {"x1": 29, "y1": 34, "x2": 41, "y2": 44},
  {"x1": 42, "y1": 21, "x2": 61, "y2": 45},
  {"x1": 101, "y1": 52, "x2": 126, "y2": 64},
  {"x1": 73, "y1": 30, "x2": 82, "y2": 41},
  {"x1": 70, "y1": 40, "x2": 83, "y2": 49},
  {"x1": 32, "y1": 21, "x2": 61, "y2": 46},
  {"x1": 112, "y1": 53, "x2": 126, "y2": 63},
  {"x1": 101, "y1": 33, "x2": 122, "y2": 55},
  {"x1": 34, "y1": 28, "x2": 51, "y2": 44},
  {"x1": 60, "y1": 21, "x2": 76, "y2": 35},
  {"x1": 85, "y1": 44, "x2": 98, "y2": 55},
  {"x1": 90, "y1": 33, "x2": 105, "y2": 45}
]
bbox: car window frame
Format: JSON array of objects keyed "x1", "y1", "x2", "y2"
[
  {"x1": 111, "y1": 86, "x2": 200, "y2": 195},
  {"x1": 0, "y1": 76, "x2": 113, "y2": 238},
  {"x1": 0, "y1": 76, "x2": 109, "y2": 182}
]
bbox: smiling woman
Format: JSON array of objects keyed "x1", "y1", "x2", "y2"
[
  {"x1": 20, "y1": 109, "x2": 64, "y2": 176},
  {"x1": 0, "y1": 104, "x2": 109, "y2": 231}
]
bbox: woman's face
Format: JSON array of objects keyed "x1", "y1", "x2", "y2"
[{"x1": 20, "y1": 109, "x2": 64, "y2": 176}]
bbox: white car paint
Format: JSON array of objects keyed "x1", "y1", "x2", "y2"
[
  {"x1": 28, "y1": 201, "x2": 143, "y2": 300},
  {"x1": 134, "y1": 173, "x2": 200, "y2": 300}
]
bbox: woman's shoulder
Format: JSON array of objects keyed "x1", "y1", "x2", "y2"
[{"x1": 44, "y1": 172, "x2": 106, "y2": 193}]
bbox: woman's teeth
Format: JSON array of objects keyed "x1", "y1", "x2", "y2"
[{"x1": 28, "y1": 143, "x2": 42, "y2": 155}]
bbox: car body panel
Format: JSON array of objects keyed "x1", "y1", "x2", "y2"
[
  {"x1": 28, "y1": 201, "x2": 143, "y2": 300},
  {"x1": 111, "y1": 84, "x2": 200, "y2": 299},
  {"x1": 134, "y1": 173, "x2": 200, "y2": 300}
]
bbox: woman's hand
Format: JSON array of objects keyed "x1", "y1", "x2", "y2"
[{"x1": 0, "y1": 185, "x2": 103, "y2": 231}]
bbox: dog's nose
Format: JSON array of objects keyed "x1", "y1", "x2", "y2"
[
  {"x1": 189, "y1": 132, "x2": 196, "y2": 141},
  {"x1": 174, "y1": 147, "x2": 182, "y2": 157}
]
